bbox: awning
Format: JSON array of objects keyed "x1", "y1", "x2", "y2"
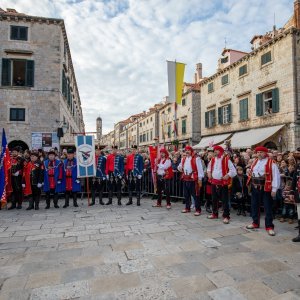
[
  {"x1": 229, "y1": 124, "x2": 285, "y2": 149},
  {"x1": 193, "y1": 133, "x2": 232, "y2": 150}
]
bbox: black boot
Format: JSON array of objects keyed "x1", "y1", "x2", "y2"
[
  {"x1": 63, "y1": 193, "x2": 69, "y2": 208},
  {"x1": 73, "y1": 193, "x2": 79, "y2": 207},
  {"x1": 126, "y1": 198, "x2": 133, "y2": 206},
  {"x1": 17, "y1": 199, "x2": 22, "y2": 209},
  {"x1": 8, "y1": 202, "x2": 16, "y2": 210},
  {"x1": 26, "y1": 200, "x2": 34, "y2": 210},
  {"x1": 34, "y1": 199, "x2": 39, "y2": 210},
  {"x1": 237, "y1": 208, "x2": 241, "y2": 216},
  {"x1": 292, "y1": 220, "x2": 300, "y2": 242},
  {"x1": 118, "y1": 198, "x2": 122, "y2": 206},
  {"x1": 106, "y1": 199, "x2": 112, "y2": 205},
  {"x1": 45, "y1": 195, "x2": 50, "y2": 209},
  {"x1": 99, "y1": 199, "x2": 105, "y2": 205},
  {"x1": 137, "y1": 198, "x2": 140, "y2": 206},
  {"x1": 53, "y1": 194, "x2": 59, "y2": 208}
]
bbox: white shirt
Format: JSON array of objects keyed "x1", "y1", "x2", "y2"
[
  {"x1": 252, "y1": 158, "x2": 280, "y2": 192},
  {"x1": 207, "y1": 156, "x2": 237, "y2": 180},
  {"x1": 178, "y1": 156, "x2": 204, "y2": 180},
  {"x1": 157, "y1": 158, "x2": 171, "y2": 176}
]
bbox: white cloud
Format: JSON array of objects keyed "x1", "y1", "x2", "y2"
[{"x1": 1, "y1": 0, "x2": 293, "y2": 133}]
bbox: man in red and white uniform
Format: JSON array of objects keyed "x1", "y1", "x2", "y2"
[
  {"x1": 178, "y1": 146, "x2": 204, "y2": 215},
  {"x1": 246, "y1": 146, "x2": 280, "y2": 236},
  {"x1": 152, "y1": 148, "x2": 173, "y2": 209},
  {"x1": 207, "y1": 145, "x2": 236, "y2": 224}
]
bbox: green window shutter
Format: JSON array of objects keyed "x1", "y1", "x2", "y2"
[
  {"x1": 212, "y1": 109, "x2": 216, "y2": 126},
  {"x1": 272, "y1": 88, "x2": 279, "y2": 113},
  {"x1": 256, "y1": 93, "x2": 263, "y2": 116},
  {"x1": 239, "y1": 100, "x2": 243, "y2": 120},
  {"x1": 25, "y1": 60, "x2": 34, "y2": 87},
  {"x1": 218, "y1": 107, "x2": 223, "y2": 125},
  {"x1": 205, "y1": 112, "x2": 209, "y2": 128},
  {"x1": 1, "y1": 58, "x2": 11, "y2": 86},
  {"x1": 239, "y1": 99, "x2": 248, "y2": 120},
  {"x1": 10, "y1": 26, "x2": 18, "y2": 39},
  {"x1": 228, "y1": 104, "x2": 232, "y2": 123}
]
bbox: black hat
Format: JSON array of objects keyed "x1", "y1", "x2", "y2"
[
  {"x1": 48, "y1": 150, "x2": 56, "y2": 155},
  {"x1": 30, "y1": 151, "x2": 39, "y2": 157},
  {"x1": 112, "y1": 145, "x2": 118, "y2": 150},
  {"x1": 67, "y1": 148, "x2": 75, "y2": 154},
  {"x1": 132, "y1": 145, "x2": 138, "y2": 149}
]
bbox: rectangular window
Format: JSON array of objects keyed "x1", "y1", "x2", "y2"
[
  {"x1": 1, "y1": 58, "x2": 34, "y2": 87},
  {"x1": 256, "y1": 88, "x2": 279, "y2": 116},
  {"x1": 150, "y1": 130, "x2": 153, "y2": 140},
  {"x1": 208, "y1": 82, "x2": 214, "y2": 93},
  {"x1": 10, "y1": 26, "x2": 28, "y2": 41},
  {"x1": 221, "y1": 74, "x2": 229, "y2": 86},
  {"x1": 221, "y1": 56, "x2": 228, "y2": 64},
  {"x1": 139, "y1": 135, "x2": 142, "y2": 143},
  {"x1": 10, "y1": 108, "x2": 25, "y2": 121},
  {"x1": 239, "y1": 98, "x2": 248, "y2": 121},
  {"x1": 182, "y1": 119, "x2": 187, "y2": 134},
  {"x1": 205, "y1": 109, "x2": 216, "y2": 128},
  {"x1": 182, "y1": 98, "x2": 186, "y2": 106},
  {"x1": 146, "y1": 132, "x2": 149, "y2": 141},
  {"x1": 239, "y1": 64, "x2": 247, "y2": 76},
  {"x1": 143, "y1": 134, "x2": 146, "y2": 142},
  {"x1": 167, "y1": 124, "x2": 171, "y2": 138},
  {"x1": 261, "y1": 51, "x2": 272, "y2": 65},
  {"x1": 218, "y1": 104, "x2": 232, "y2": 125}
]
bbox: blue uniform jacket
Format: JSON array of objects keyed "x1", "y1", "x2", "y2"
[
  {"x1": 133, "y1": 154, "x2": 144, "y2": 177},
  {"x1": 63, "y1": 158, "x2": 81, "y2": 192},
  {"x1": 96, "y1": 156, "x2": 107, "y2": 179},
  {"x1": 43, "y1": 159, "x2": 65, "y2": 193},
  {"x1": 114, "y1": 155, "x2": 124, "y2": 177}
]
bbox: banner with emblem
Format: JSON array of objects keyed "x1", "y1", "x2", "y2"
[{"x1": 75, "y1": 135, "x2": 96, "y2": 178}]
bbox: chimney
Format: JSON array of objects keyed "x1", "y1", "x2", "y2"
[
  {"x1": 196, "y1": 63, "x2": 202, "y2": 82},
  {"x1": 294, "y1": 0, "x2": 300, "y2": 29}
]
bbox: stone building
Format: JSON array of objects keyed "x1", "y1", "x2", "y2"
[
  {"x1": 0, "y1": 8, "x2": 84, "y2": 150},
  {"x1": 196, "y1": 1, "x2": 300, "y2": 151},
  {"x1": 158, "y1": 81, "x2": 201, "y2": 148}
]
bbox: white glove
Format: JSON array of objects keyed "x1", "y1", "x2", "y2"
[
  {"x1": 106, "y1": 175, "x2": 109, "y2": 180},
  {"x1": 137, "y1": 175, "x2": 142, "y2": 179},
  {"x1": 22, "y1": 184, "x2": 25, "y2": 188},
  {"x1": 103, "y1": 177, "x2": 106, "y2": 181},
  {"x1": 37, "y1": 183, "x2": 42, "y2": 188},
  {"x1": 57, "y1": 180, "x2": 61, "y2": 184},
  {"x1": 118, "y1": 175, "x2": 122, "y2": 179},
  {"x1": 14, "y1": 171, "x2": 19, "y2": 176},
  {"x1": 76, "y1": 180, "x2": 80, "y2": 184}
]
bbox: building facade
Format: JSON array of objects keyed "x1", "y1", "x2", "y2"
[
  {"x1": 198, "y1": 2, "x2": 300, "y2": 151},
  {"x1": 0, "y1": 8, "x2": 84, "y2": 150}
]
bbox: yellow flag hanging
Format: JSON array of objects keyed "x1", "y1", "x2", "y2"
[{"x1": 167, "y1": 61, "x2": 185, "y2": 105}]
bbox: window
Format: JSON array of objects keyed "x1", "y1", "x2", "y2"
[
  {"x1": 150, "y1": 117, "x2": 152, "y2": 122},
  {"x1": 218, "y1": 104, "x2": 232, "y2": 125},
  {"x1": 139, "y1": 123, "x2": 142, "y2": 127},
  {"x1": 168, "y1": 107, "x2": 171, "y2": 113},
  {"x1": 139, "y1": 135, "x2": 142, "y2": 143},
  {"x1": 167, "y1": 124, "x2": 171, "y2": 138},
  {"x1": 143, "y1": 134, "x2": 146, "y2": 142},
  {"x1": 205, "y1": 109, "x2": 216, "y2": 128},
  {"x1": 256, "y1": 88, "x2": 279, "y2": 116},
  {"x1": 150, "y1": 130, "x2": 153, "y2": 140},
  {"x1": 10, "y1": 108, "x2": 25, "y2": 121},
  {"x1": 261, "y1": 51, "x2": 272, "y2": 65},
  {"x1": 239, "y1": 98, "x2": 248, "y2": 121},
  {"x1": 208, "y1": 82, "x2": 214, "y2": 93},
  {"x1": 182, "y1": 119, "x2": 187, "y2": 134},
  {"x1": 146, "y1": 132, "x2": 149, "y2": 141},
  {"x1": 10, "y1": 26, "x2": 28, "y2": 41},
  {"x1": 239, "y1": 65, "x2": 247, "y2": 76},
  {"x1": 147, "y1": 119, "x2": 149, "y2": 124},
  {"x1": 221, "y1": 74, "x2": 229, "y2": 86},
  {"x1": 182, "y1": 98, "x2": 186, "y2": 106},
  {"x1": 221, "y1": 56, "x2": 228, "y2": 64},
  {"x1": 1, "y1": 58, "x2": 34, "y2": 87}
]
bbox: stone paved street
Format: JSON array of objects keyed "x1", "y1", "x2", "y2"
[{"x1": 0, "y1": 197, "x2": 299, "y2": 300}]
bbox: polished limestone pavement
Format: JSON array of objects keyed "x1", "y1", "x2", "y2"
[{"x1": 0, "y1": 197, "x2": 299, "y2": 300}]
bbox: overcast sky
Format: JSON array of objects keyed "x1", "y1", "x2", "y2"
[{"x1": 1, "y1": 0, "x2": 293, "y2": 134}]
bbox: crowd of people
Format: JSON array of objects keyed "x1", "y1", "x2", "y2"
[{"x1": 3, "y1": 143, "x2": 300, "y2": 243}]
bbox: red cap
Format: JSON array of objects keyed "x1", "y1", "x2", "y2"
[
  {"x1": 160, "y1": 148, "x2": 169, "y2": 157},
  {"x1": 185, "y1": 145, "x2": 193, "y2": 152},
  {"x1": 213, "y1": 145, "x2": 224, "y2": 153},
  {"x1": 255, "y1": 146, "x2": 268, "y2": 153}
]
